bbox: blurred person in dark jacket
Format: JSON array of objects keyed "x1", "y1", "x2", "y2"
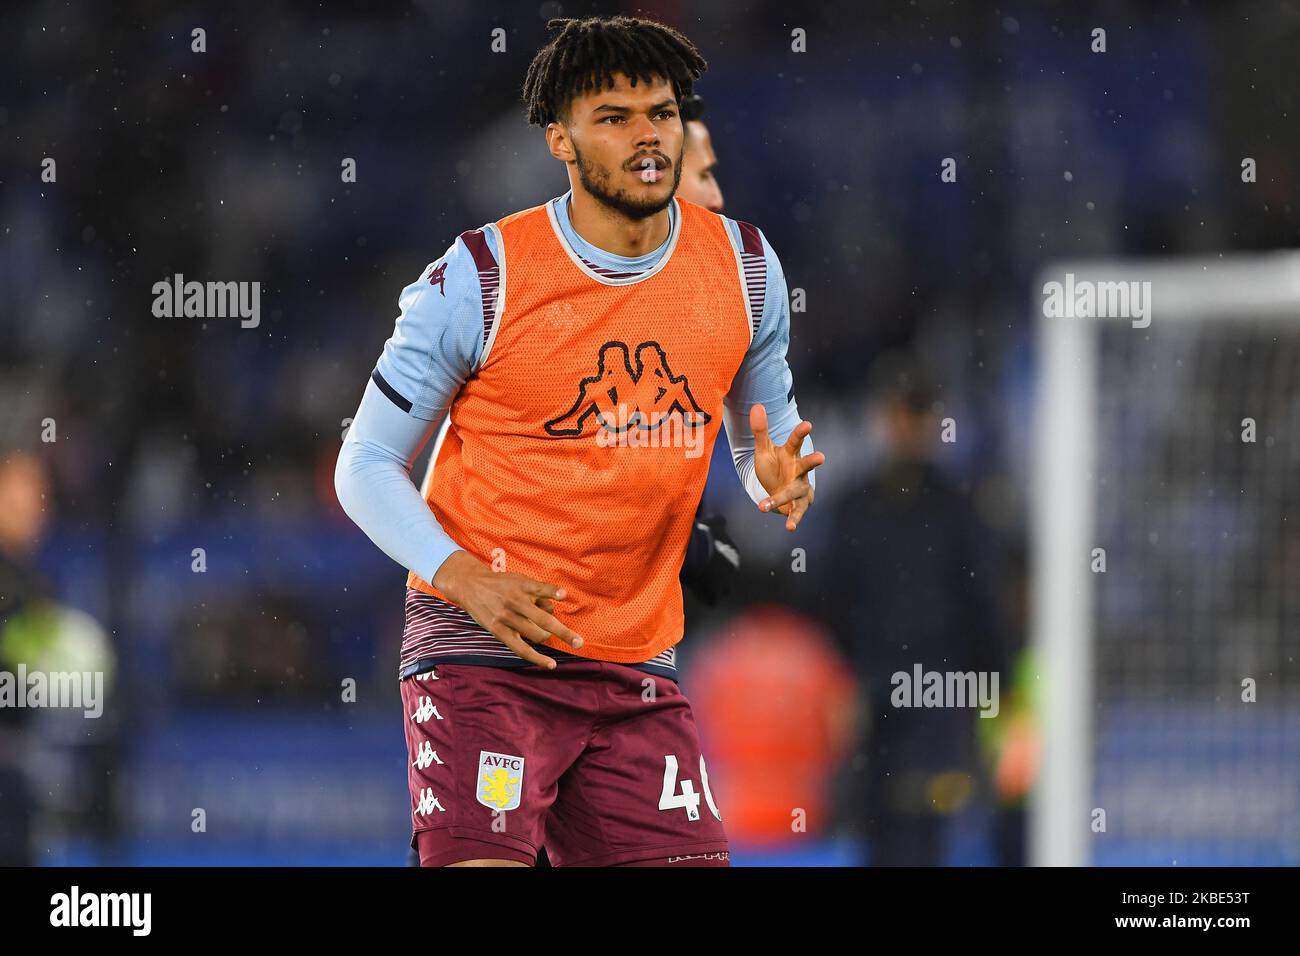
[{"x1": 822, "y1": 352, "x2": 1010, "y2": 865}]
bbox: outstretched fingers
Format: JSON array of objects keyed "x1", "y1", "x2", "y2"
[
  {"x1": 782, "y1": 419, "x2": 813, "y2": 455},
  {"x1": 795, "y1": 449, "x2": 826, "y2": 478}
]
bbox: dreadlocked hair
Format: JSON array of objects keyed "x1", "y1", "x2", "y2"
[{"x1": 521, "y1": 15, "x2": 707, "y2": 128}]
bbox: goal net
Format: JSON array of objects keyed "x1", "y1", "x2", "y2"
[{"x1": 1031, "y1": 252, "x2": 1300, "y2": 865}]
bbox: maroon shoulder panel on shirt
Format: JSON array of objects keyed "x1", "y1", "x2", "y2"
[
  {"x1": 458, "y1": 228, "x2": 500, "y2": 353},
  {"x1": 458, "y1": 228, "x2": 496, "y2": 270},
  {"x1": 736, "y1": 220, "x2": 764, "y2": 257},
  {"x1": 733, "y1": 221, "x2": 768, "y2": 336}
]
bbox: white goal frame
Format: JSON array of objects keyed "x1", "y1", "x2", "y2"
[{"x1": 1030, "y1": 250, "x2": 1300, "y2": 866}]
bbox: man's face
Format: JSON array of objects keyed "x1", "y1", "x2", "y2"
[
  {"x1": 678, "y1": 119, "x2": 724, "y2": 213},
  {"x1": 555, "y1": 71, "x2": 684, "y2": 220}
]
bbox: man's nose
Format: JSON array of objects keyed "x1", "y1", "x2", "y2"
[{"x1": 632, "y1": 115, "x2": 660, "y2": 146}]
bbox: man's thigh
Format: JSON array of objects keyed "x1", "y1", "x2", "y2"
[
  {"x1": 543, "y1": 666, "x2": 731, "y2": 867},
  {"x1": 400, "y1": 662, "x2": 597, "y2": 867}
]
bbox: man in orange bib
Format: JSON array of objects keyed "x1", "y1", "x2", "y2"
[{"x1": 336, "y1": 14, "x2": 824, "y2": 867}]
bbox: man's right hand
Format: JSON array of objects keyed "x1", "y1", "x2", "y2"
[{"x1": 431, "y1": 550, "x2": 583, "y2": 670}]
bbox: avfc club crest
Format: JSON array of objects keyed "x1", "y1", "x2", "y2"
[
  {"x1": 544, "y1": 340, "x2": 711, "y2": 438},
  {"x1": 477, "y1": 750, "x2": 525, "y2": 811}
]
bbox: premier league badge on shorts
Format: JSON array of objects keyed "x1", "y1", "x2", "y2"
[{"x1": 477, "y1": 750, "x2": 525, "y2": 811}]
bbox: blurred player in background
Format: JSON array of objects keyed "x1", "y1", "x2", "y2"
[
  {"x1": 821, "y1": 352, "x2": 1008, "y2": 865},
  {"x1": 687, "y1": 604, "x2": 858, "y2": 853},
  {"x1": 337, "y1": 15, "x2": 822, "y2": 867},
  {"x1": 673, "y1": 89, "x2": 736, "y2": 609},
  {"x1": 676, "y1": 93, "x2": 724, "y2": 214}
]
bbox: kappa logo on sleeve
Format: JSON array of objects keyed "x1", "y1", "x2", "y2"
[
  {"x1": 426, "y1": 261, "x2": 448, "y2": 295},
  {"x1": 476, "y1": 750, "x2": 525, "y2": 811}
]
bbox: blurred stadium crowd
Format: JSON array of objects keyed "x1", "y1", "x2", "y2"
[{"x1": 1, "y1": 0, "x2": 1297, "y2": 864}]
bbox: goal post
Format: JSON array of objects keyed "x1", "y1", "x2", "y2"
[{"x1": 1030, "y1": 251, "x2": 1300, "y2": 866}]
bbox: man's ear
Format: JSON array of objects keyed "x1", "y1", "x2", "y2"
[{"x1": 546, "y1": 122, "x2": 576, "y2": 163}]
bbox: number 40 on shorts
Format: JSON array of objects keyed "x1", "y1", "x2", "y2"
[{"x1": 658, "y1": 754, "x2": 722, "y2": 822}]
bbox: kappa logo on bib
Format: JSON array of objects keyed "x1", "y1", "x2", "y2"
[
  {"x1": 477, "y1": 750, "x2": 525, "y2": 811},
  {"x1": 543, "y1": 340, "x2": 711, "y2": 438}
]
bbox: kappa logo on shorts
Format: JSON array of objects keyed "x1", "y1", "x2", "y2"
[
  {"x1": 411, "y1": 696, "x2": 441, "y2": 723},
  {"x1": 416, "y1": 787, "x2": 446, "y2": 816},
  {"x1": 476, "y1": 750, "x2": 525, "y2": 811}
]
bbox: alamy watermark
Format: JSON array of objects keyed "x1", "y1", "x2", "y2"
[
  {"x1": 50, "y1": 886, "x2": 150, "y2": 936},
  {"x1": 151, "y1": 273, "x2": 261, "y2": 328},
  {"x1": 1042, "y1": 272, "x2": 1151, "y2": 328},
  {"x1": 0, "y1": 665, "x2": 104, "y2": 718},
  {"x1": 890, "y1": 663, "x2": 999, "y2": 718},
  {"x1": 594, "y1": 405, "x2": 707, "y2": 458}
]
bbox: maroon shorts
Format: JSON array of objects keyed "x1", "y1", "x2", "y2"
[{"x1": 400, "y1": 660, "x2": 730, "y2": 867}]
